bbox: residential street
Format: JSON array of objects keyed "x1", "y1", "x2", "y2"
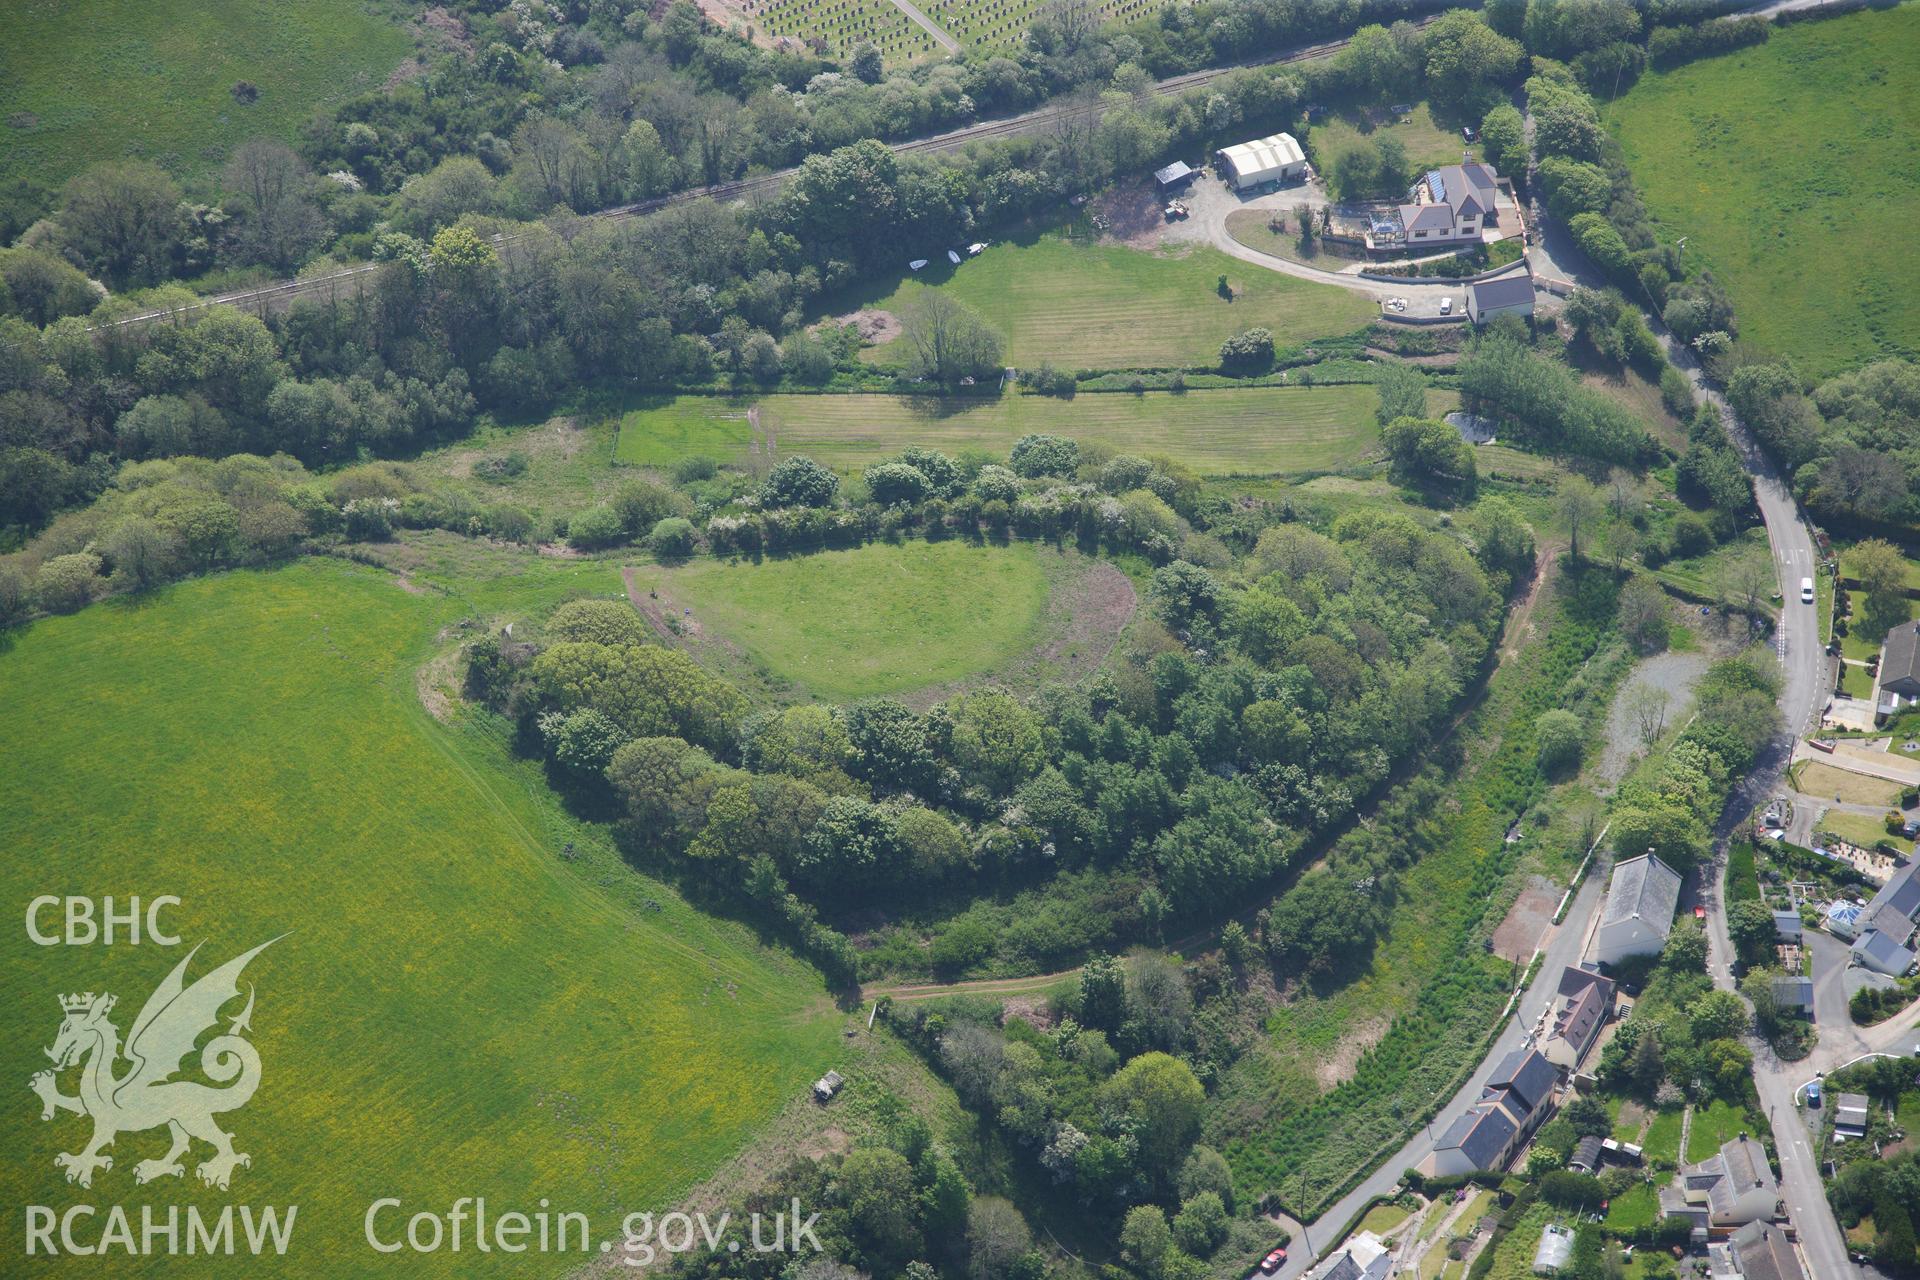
[{"x1": 1272, "y1": 860, "x2": 1609, "y2": 1277}]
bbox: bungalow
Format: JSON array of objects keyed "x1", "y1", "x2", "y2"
[
  {"x1": 1542, "y1": 965, "x2": 1615, "y2": 1071},
  {"x1": 1307, "y1": 1229, "x2": 1391, "y2": 1280},
  {"x1": 1729, "y1": 1219, "x2": 1807, "y2": 1280},
  {"x1": 1853, "y1": 928, "x2": 1916, "y2": 976},
  {"x1": 1425, "y1": 1048, "x2": 1558, "y2": 1176},
  {"x1": 1467, "y1": 271, "x2": 1536, "y2": 325},
  {"x1": 1396, "y1": 162, "x2": 1501, "y2": 248},
  {"x1": 1663, "y1": 1135, "x2": 1779, "y2": 1231},
  {"x1": 1591, "y1": 854, "x2": 1684, "y2": 967}
]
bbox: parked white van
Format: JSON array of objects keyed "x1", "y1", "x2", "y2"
[{"x1": 1800, "y1": 577, "x2": 1815, "y2": 604}]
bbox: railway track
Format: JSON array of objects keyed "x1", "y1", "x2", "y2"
[{"x1": 94, "y1": 12, "x2": 1448, "y2": 332}]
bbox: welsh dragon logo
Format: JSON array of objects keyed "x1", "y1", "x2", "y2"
[{"x1": 30, "y1": 938, "x2": 280, "y2": 1191}]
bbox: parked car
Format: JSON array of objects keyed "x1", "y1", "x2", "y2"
[
  {"x1": 1801, "y1": 576, "x2": 1815, "y2": 604},
  {"x1": 1259, "y1": 1246, "x2": 1288, "y2": 1274},
  {"x1": 1439, "y1": 296, "x2": 1454, "y2": 315}
]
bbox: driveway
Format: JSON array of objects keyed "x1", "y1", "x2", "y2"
[{"x1": 1169, "y1": 172, "x2": 1481, "y2": 306}]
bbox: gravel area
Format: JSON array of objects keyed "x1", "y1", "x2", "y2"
[{"x1": 1597, "y1": 651, "x2": 1712, "y2": 789}]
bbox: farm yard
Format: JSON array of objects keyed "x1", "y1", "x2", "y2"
[
  {"x1": 850, "y1": 236, "x2": 1378, "y2": 369},
  {"x1": 0, "y1": 561, "x2": 843, "y2": 1278},
  {"x1": 1603, "y1": 3, "x2": 1920, "y2": 379},
  {"x1": 625, "y1": 539, "x2": 1066, "y2": 701},
  {"x1": 0, "y1": 0, "x2": 414, "y2": 186}
]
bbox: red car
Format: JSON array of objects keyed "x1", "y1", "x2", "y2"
[
  {"x1": 1694, "y1": 906, "x2": 1707, "y2": 920},
  {"x1": 1260, "y1": 1246, "x2": 1289, "y2": 1273}
]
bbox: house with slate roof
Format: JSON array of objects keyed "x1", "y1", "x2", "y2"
[
  {"x1": 1542, "y1": 965, "x2": 1614, "y2": 1071},
  {"x1": 1592, "y1": 854, "x2": 1684, "y2": 966},
  {"x1": 1423, "y1": 1048, "x2": 1557, "y2": 1176},
  {"x1": 1729, "y1": 1219, "x2": 1806, "y2": 1280},
  {"x1": 1850, "y1": 860, "x2": 1920, "y2": 976},
  {"x1": 1307, "y1": 1230, "x2": 1391, "y2": 1280},
  {"x1": 1660, "y1": 1135, "x2": 1778, "y2": 1231},
  {"x1": 1395, "y1": 163, "x2": 1502, "y2": 248}
]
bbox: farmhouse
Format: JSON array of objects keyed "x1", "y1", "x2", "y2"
[
  {"x1": 1467, "y1": 271, "x2": 1536, "y2": 325},
  {"x1": 1306, "y1": 1229, "x2": 1391, "y2": 1280},
  {"x1": 1728, "y1": 1219, "x2": 1807, "y2": 1280},
  {"x1": 1217, "y1": 133, "x2": 1307, "y2": 188},
  {"x1": 1542, "y1": 964, "x2": 1615, "y2": 1071},
  {"x1": 1396, "y1": 163, "x2": 1501, "y2": 247},
  {"x1": 1849, "y1": 860, "x2": 1920, "y2": 976},
  {"x1": 1591, "y1": 854, "x2": 1684, "y2": 967},
  {"x1": 1660, "y1": 1135, "x2": 1778, "y2": 1231},
  {"x1": 1424, "y1": 1048, "x2": 1557, "y2": 1176}
]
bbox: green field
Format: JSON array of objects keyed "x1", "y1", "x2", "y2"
[
  {"x1": 1604, "y1": 5, "x2": 1920, "y2": 378},
  {"x1": 627, "y1": 540, "x2": 1054, "y2": 701},
  {"x1": 0, "y1": 0, "x2": 415, "y2": 186},
  {"x1": 0, "y1": 561, "x2": 839, "y2": 1277},
  {"x1": 613, "y1": 397, "x2": 756, "y2": 467},
  {"x1": 852, "y1": 237, "x2": 1377, "y2": 369},
  {"x1": 617, "y1": 385, "x2": 1383, "y2": 477}
]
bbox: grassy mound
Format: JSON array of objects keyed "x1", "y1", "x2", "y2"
[{"x1": 627, "y1": 540, "x2": 1054, "y2": 701}]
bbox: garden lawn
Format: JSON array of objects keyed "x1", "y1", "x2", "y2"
[
  {"x1": 1642, "y1": 1106, "x2": 1684, "y2": 1168},
  {"x1": 1792, "y1": 760, "x2": 1905, "y2": 808},
  {"x1": 0, "y1": 561, "x2": 841, "y2": 1279},
  {"x1": 853, "y1": 236, "x2": 1376, "y2": 369},
  {"x1": 0, "y1": 0, "x2": 414, "y2": 186},
  {"x1": 1603, "y1": 4, "x2": 1920, "y2": 378},
  {"x1": 760, "y1": 385, "x2": 1382, "y2": 476},
  {"x1": 1306, "y1": 102, "x2": 1465, "y2": 178},
  {"x1": 1686, "y1": 1099, "x2": 1763, "y2": 1163},
  {"x1": 1360, "y1": 1201, "x2": 1413, "y2": 1235},
  {"x1": 625, "y1": 540, "x2": 1053, "y2": 701},
  {"x1": 1604, "y1": 1182, "x2": 1659, "y2": 1233},
  {"x1": 1818, "y1": 810, "x2": 1913, "y2": 858}
]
